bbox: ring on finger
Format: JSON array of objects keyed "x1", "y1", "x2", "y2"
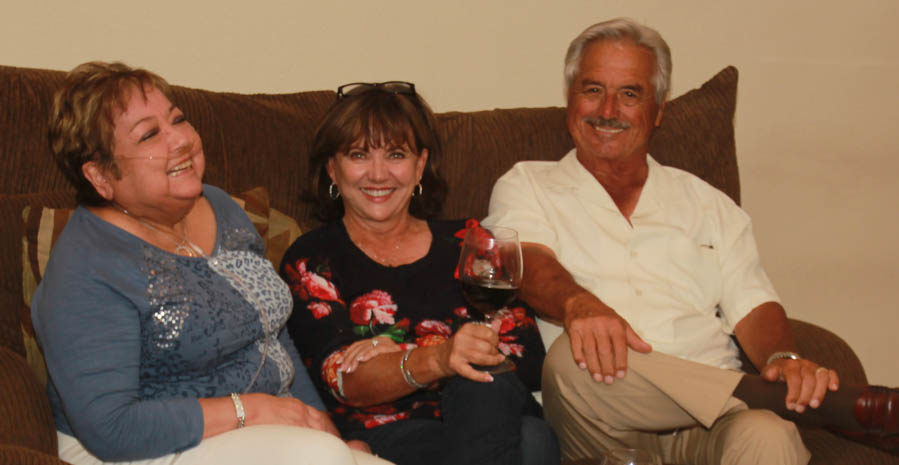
[{"x1": 371, "y1": 339, "x2": 379, "y2": 348}]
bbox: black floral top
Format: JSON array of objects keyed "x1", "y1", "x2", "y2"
[{"x1": 280, "y1": 218, "x2": 545, "y2": 434}]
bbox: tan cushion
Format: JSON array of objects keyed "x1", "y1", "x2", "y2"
[{"x1": 20, "y1": 186, "x2": 302, "y2": 384}]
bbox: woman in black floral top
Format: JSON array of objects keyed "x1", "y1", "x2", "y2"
[{"x1": 280, "y1": 82, "x2": 558, "y2": 465}]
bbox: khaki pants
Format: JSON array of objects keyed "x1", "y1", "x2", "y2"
[
  {"x1": 542, "y1": 334, "x2": 810, "y2": 465},
  {"x1": 58, "y1": 425, "x2": 394, "y2": 465}
]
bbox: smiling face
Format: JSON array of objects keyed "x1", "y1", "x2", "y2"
[
  {"x1": 327, "y1": 139, "x2": 428, "y2": 226},
  {"x1": 91, "y1": 84, "x2": 205, "y2": 217},
  {"x1": 567, "y1": 40, "x2": 664, "y2": 166}
]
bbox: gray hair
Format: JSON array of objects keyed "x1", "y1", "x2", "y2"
[{"x1": 563, "y1": 18, "x2": 672, "y2": 104}]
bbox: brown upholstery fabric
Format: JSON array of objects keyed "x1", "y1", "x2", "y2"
[
  {"x1": 650, "y1": 66, "x2": 740, "y2": 205},
  {"x1": 0, "y1": 447, "x2": 68, "y2": 465},
  {"x1": 0, "y1": 348, "x2": 57, "y2": 455}
]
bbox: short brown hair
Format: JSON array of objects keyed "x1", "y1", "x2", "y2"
[
  {"x1": 48, "y1": 61, "x2": 174, "y2": 206},
  {"x1": 307, "y1": 85, "x2": 448, "y2": 222}
]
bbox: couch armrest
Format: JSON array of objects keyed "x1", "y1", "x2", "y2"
[
  {"x1": 788, "y1": 318, "x2": 868, "y2": 386},
  {"x1": 0, "y1": 347, "x2": 58, "y2": 458},
  {"x1": 0, "y1": 446, "x2": 69, "y2": 465}
]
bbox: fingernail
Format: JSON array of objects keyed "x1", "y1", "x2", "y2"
[
  {"x1": 616, "y1": 370, "x2": 625, "y2": 379},
  {"x1": 604, "y1": 375, "x2": 614, "y2": 384},
  {"x1": 487, "y1": 374, "x2": 494, "y2": 382},
  {"x1": 579, "y1": 362, "x2": 587, "y2": 370},
  {"x1": 796, "y1": 405, "x2": 805, "y2": 413},
  {"x1": 786, "y1": 402, "x2": 795, "y2": 411},
  {"x1": 810, "y1": 399, "x2": 820, "y2": 408},
  {"x1": 592, "y1": 373, "x2": 603, "y2": 383}
]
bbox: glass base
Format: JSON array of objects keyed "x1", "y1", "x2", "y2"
[{"x1": 472, "y1": 358, "x2": 516, "y2": 374}]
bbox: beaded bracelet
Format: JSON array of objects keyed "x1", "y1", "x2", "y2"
[{"x1": 400, "y1": 348, "x2": 428, "y2": 389}]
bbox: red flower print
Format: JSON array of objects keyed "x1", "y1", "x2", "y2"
[
  {"x1": 363, "y1": 411, "x2": 411, "y2": 429},
  {"x1": 498, "y1": 342, "x2": 525, "y2": 358},
  {"x1": 321, "y1": 350, "x2": 344, "y2": 396},
  {"x1": 395, "y1": 318, "x2": 411, "y2": 330},
  {"x1": 307, "y1": 301, "x2": 332, "y2": 319},
  {"x1": 415, "y1": 319, "x2": 452, "y2": 337},
  {"x1": 496, "y1": 311, "x2": 517, "y2": 334},
  {"x1": 416, "y1": 334, "x2": 447, "y2": 347},
  {"x1": 454, "y1": 219, "x2": 481, "y2": 241},
  {"x1": 453, "y1": 307, "x2": 471, "y2": 319},
  {"x1": 510, "y1": 306, "x2": 537, "y2": 328},
  {"x1": 286, "y1": 258, "x2": 344, "y2": 303},
  {"x1": 349, "y1": 290, "x2": 397, "y2": 326}
]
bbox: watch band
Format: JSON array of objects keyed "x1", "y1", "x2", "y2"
[{"x1": 766, "y1": 351, "x2": 801, "y2": 366}]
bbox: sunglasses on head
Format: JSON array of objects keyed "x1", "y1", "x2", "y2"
[{"x1": 336, "y1": 81, "x2": 417, "y2": 99}]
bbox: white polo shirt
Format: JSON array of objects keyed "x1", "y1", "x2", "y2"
[{"x1": 484, "y1": 150, "x2": 779, "y2": 370}]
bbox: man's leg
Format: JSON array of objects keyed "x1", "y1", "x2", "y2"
[
  {"x1": 541, "y1": 333, "x2": 808, "y2": 464},
  {"x1": 668, "y1": 405, "x2": 809, "y2": 465}
]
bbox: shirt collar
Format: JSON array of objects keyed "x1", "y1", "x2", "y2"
[{"x1": 546, "y1": 149, "x2": 663, "y2": 216}]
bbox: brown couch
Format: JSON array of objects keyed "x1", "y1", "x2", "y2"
[{"x1": 1, "y1": 64, "x2": 895, "y2": 465}]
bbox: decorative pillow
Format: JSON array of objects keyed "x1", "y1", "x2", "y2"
[{"x1": 20, "y1": 186, "x2": 302, "y2": 384}]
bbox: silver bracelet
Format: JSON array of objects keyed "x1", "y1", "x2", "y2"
[
  {"x1": 230, "y1": 392, "x2": 246, "y2": 428},
  {"x1": 400, "y1": 348, "x2": 428, "y2": 389},
  {"x1": 766, "y1": 351, "x2": 801, "y2": 366}
]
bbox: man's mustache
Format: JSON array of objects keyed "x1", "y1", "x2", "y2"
[{"x1": 583, "y1": 116, "x2": 631, "y2": 130}]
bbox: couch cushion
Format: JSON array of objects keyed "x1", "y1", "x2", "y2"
[
  {"x1": 649, "y1": 66, "x2": 741, "y2": 205},
  {"x1": 18, "y1": 186, "x2": 301, "y2": 384}
]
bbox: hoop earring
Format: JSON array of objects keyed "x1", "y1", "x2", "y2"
[
  {"x1": 329, "y1": 182, "x2": 340, "y2": 200},
  {"x1": 414, "y1": 183, "x2": 423, "y2": 197}
]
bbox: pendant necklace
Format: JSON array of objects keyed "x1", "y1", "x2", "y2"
[{"x1": 119, "y1": 207, "x2": 206, "y2": 258}]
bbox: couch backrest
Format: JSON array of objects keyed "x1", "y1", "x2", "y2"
[{"x1": 0, "y1": 64, "x2": 739, "y2": 358}]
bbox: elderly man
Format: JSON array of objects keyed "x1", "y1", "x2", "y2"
[{"x1": 484, "y1": 17, "x2": 897, "y2": 465}]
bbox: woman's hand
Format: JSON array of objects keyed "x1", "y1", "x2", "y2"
[
  {"x1": 339, "y1": 336, "x2": 402, "y2": 374},
  {"x1": 437, "y1": 321, "x2": 506, "y2": 383},
  {"x1": 242, "y1": 394, "x2": 340, "y2": 436},
  {"x1": 345, "y1": 439, "x2": 372, "y2": 454}
]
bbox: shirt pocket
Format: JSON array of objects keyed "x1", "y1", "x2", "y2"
[{"x1": 664, "y1": 232, "x2": 722, "y2": 314}]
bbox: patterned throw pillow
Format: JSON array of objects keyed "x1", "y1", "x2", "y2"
[{"x1": 19, "y1": 186, "x2": 302, "y2": 384}]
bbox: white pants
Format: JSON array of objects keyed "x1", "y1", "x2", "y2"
[{"x1": 58, "y1": 425, "x2": 394, "y2": 465}]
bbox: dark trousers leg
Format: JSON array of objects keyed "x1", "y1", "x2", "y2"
[
  {"x1": 345, "y1": 419, "x2": 444, "y2": 465},
  {"x1": 347, "y1": 373, "x2": 560, "y2": 465}
]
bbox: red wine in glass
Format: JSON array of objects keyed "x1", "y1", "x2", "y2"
[
  {"x1": 457, "y1": 226, "x2": 523, "y2": 373},
  {"x1": 460, "y1": 278, "x2": 519, "y2": 321}
]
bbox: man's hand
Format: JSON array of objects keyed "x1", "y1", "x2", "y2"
[
  {"x1": 762, "y1": 357, "x2": 840, "y2": 412},
  {"x1": 564, "y1": 292, "x2": 652, "y2": 384}
]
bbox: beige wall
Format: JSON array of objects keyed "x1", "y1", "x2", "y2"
[{"x1": 3, "y1": 0, "x2": 897, "y2": 385}]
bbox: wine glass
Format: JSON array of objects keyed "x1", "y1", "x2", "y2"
[
  {"x1": 457, "y1": 225, "x2": 523, "y2": 373},
  {"x1": 600, "y1": 448, "x2": 663, "y2": 465}
]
